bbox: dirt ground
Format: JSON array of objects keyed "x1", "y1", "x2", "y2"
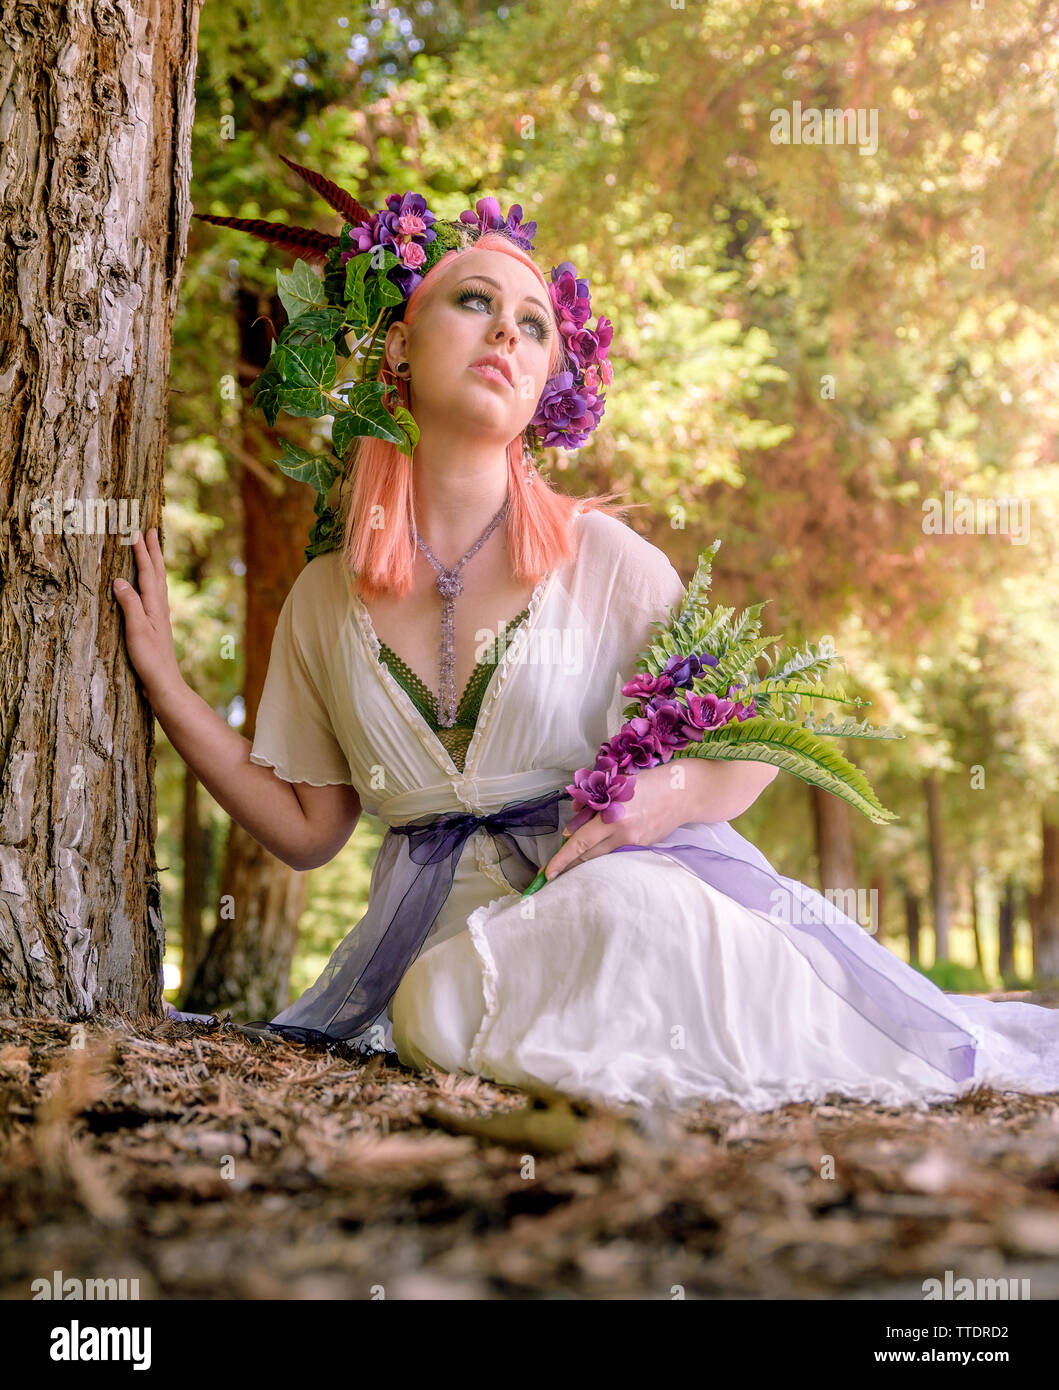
[{"x1": 3, "y1": 1001, "x2": 1059, "y2": 1301}]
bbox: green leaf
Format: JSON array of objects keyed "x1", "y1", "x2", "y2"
[
  {"x1": 274, "y1": 439, "x2": 338, "y2": 497},
  {"x1": 281, "y1": 305, "x2": 347, "y2": 347},
  {"x1": 282, "y1": 341, "x2": 337, "y2": 390},
  {"x1": 276, "y1": 259, "x2": 327, "y2": 322},
  {"x1": 803, "y1": 710, "x2": 905, "y2": 740},
  {"x1": 332, "y1": 382, "x2": 420, "y2": 456},
  {"x1": 343, "y1": 247, "x2": 404, "y2": 322},
  {"x1": 275, "y1": 384, "x2": 329, "y2": 418},
  {"x1": 304, "y1": 507, "x2": 344, "y2": 563},
  {"x1": 675, "y1": 716, "x2": 899, "y2": 824}
]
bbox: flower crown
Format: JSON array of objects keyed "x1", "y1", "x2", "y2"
[{"x1": 193, "y1": 155, "x2": 613, "y2": 559}]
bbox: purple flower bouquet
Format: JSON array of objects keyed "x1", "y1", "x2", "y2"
[{"x1": 522, "y1": 539, "x2": 902, "y2": 898}]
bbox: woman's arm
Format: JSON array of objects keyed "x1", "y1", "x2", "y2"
[
  {"x1": 115, "y1": 529, "x2": 360, "y2": 872},
  {"x1": 149, "y1": 678, "x2": 361, "y2": 871},
  {"x1": 678, "y1": 756, "x2": 778, "y2": 824}
]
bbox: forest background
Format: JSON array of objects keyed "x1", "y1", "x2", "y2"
[{"x1": 161, "y1": 0, "x2": 1059, "y2": 1020}]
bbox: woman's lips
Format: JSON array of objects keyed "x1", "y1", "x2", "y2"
[{"x1": 469, "y1": 363, "x2": 512, "y2": 388}]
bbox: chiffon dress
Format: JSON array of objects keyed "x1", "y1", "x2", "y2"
[{"x1": 245, "y1": 508, "x2": 1059, "y2": 1114}]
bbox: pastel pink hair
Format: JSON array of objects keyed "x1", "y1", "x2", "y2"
[{"x1": 338, "y1": 228, "x2": 635, "y2": 600}]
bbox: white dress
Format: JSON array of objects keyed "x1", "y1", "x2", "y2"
[{"x1": 247, "y1": 508, "x2": 1059, "y2": 1114}]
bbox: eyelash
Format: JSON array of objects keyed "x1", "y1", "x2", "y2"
[{"x1": 456, "y1": 284, "x2": 551, "y2": 342}]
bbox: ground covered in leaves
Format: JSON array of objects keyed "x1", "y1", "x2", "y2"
[{"x1": 3, "y1": 1003, "x2": 1059, "y2": 1300}]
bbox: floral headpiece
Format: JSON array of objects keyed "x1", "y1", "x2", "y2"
[{"x1": 193, "y1": 155, "x2": 613, "y2": 559}]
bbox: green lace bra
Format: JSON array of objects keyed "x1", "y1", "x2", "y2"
[{"x1": 376, "y1": 606, "x2": 531, "y2": 772}]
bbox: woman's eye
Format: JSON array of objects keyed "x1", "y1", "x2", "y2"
[{"x1": 457, "y1": 289, "x2": 548, "y2": 342}]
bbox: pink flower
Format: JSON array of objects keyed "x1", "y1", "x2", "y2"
[
  {"x1": 677, "y1": 692, "x2": 739, "y2": 741},
  {"x1": 565, "y1": 761, "x2": 636, "y2": 833},
  {"x1": 603, "y1": 719, "x2": 668, "y2": 773},
  {"x1": 621, "y1": 672, "x2": 676, "y2": 701},
  {"x1": 643, "y1": 699, "x2": 694, "y2": 759}
]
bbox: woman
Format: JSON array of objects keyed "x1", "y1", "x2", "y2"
[{"x1": 116, "y1": 225, "x2": 1059, "y2": 1114}]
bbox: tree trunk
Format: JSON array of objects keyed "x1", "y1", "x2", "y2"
[
  {"x1": 904, "y1": 891, "x2": 921, "y2": 966},
  {"x1": 810, "y1": 783, "x2": 857, "y2": 896},
  {"x1": 180, "y1": 767, "x2": 211, "y2": 984},
  {"x1": 869, "y1": 873, "x2": 885, "y2": 939},
  {"x1": 969, "y1": 867, "x2": 985, "y2": 976},
  {"x1": 1035, "y1": 796, "x2": 1059, "y2": 983},
  {"x1": 181, "y1": 285, "x2": 317, "y2": 1019},
  {"x1": 997, "y1": 874, "x2": 1017, "y2": 979},
  {"x1": 0, "y1": 0, "x2": 202, "y2": 1020},
  {"x1": 924, "y1": 773, "x2": 950, "y2": 962}
]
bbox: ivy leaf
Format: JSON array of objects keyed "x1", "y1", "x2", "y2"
[
  {"x1": 282, "y1": 341, "x2": 337, "y2": 390},
  {"x1": 276, "y1": 259, "x2": 327, "y2": 322},
  {"x1": 344, "y1": 246, "x2": 403, "y2": 321},
  {"x1": 305, "y1": 507, "x2": 344, "y2": 563},
  {"x1": 332, "y1": 383, "x2": 420, "y2": 457},
  {"x1": 251, "y1": 348, "x2": 289, "y2": 426},
  {"x1": 274, "y1": 439, "x2": 338, "y2": 497},
  {"x1": 281, "y1": 305, "x2": 347, "y2": 348}
]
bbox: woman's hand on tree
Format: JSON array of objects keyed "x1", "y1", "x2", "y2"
[{"x1": 113, "y1": 527, "x2": 184, "y2": 700}]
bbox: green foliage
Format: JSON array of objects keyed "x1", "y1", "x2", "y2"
[
  {"x1": 678, "y1": 717, "x2": 898, "y2": 826},
  {"x1": 627, "y1": 541, "x2": 902, "y2": 823},
  {"x1": 911, "y1": 960, "x2": 990, "y2": 995},
  {"x1": 164, "y1": 0, "x2": 1059, "y2": 977}
]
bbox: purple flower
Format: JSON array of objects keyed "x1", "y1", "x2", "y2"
[
  {"x1": 550, "y1": 262, "x2": 592, "y2": 328},
  {"x1": 621, "y1": 672, "x2": 676, "y2": 701},
  {"x1": 530, "y1": 371, "x2": 606, "y2": 448},
  {"x1": 663, "y1": 654, "x2": 704, "y2": 688},
  {"x1": 340, "y1": 192, "x2": 438, "y2": 298},
  {"x1": 565, "y1": 761, "x2": 636, "y2": 833},
  {"x1": 642, "y1": 698, "x2": 695, "y2": 759},
  {"x1": 727, "y1": 682, "x2": 759, "y2": 721},
  {"x1": 459, "y1": 197, "x2": 537, "y2": 251},
  {"x1": 566, "y1": 316, "x2": 613, "y2": 371},
  {"x1": 601, "y1": 718, "x2": 668, "y2": 774},
  {"x1": 677, "y1": 692, "x2": 739, "y2": 741}
]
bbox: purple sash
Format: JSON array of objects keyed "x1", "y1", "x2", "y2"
[{"x1": 265, "y1": 788, "x2": 566, "y2": 1047}]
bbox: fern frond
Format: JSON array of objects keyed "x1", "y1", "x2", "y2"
[
  {"x1": 676, "y1": 716, "x2": 898, "y2": 824},
  {"x1": 803, "y1": 711, "x2": 904, "y2": 740}
]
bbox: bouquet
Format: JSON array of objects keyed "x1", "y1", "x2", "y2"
[{"x1": 522, "y1": 539, "x2": 903, "y2": 898}]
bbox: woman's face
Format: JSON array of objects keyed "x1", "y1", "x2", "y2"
[{"x1": 386, "y1": 248, "x2": 557, "y2": 441}]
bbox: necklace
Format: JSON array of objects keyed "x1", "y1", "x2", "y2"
[{"x1": 412, "y1": 492, "x2": 512, "y2": 728}]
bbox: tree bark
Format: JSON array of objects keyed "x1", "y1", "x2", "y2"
[
  {"x1": 969, "y1": 866, "x2": 985, "y2": 976},
  {"x1": 1035, "y1": 795, "x2": 1059, "y2": 983},
  {"x1": 810, "y1": 783, "x2": 857, "y2": 896},
  {"x1": 0, "y1": 0, "x2": 202, "y2": 1019},
  {"x1": 181, "y1": 285, "x2": 317, "y2": 1019},
  {"x1": 997, "y1": 874, "x2": 1017, "y2": 980},
  {"x1": 923, "y1": 773, "x2": 950, "y2": 962},
  {"x1": 180, "y1": 767, "x2": 211, "y2": 984},
  {"x1": 903, "y1": 890, "x2": 921, "y2": 966}
]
